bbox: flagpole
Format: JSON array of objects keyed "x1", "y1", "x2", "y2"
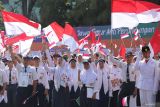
[
  {"x1": 19, "y1": 40, "x2": 21, "y2": 55},
  {"x1": 121, "y1": 39, "x2": 126, "y2": 48},
  {"x1": 129, "y1": 29, "x2": 134, "y2": 48}
]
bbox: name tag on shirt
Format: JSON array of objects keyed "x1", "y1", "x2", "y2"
[{"x1": 18, "y1": 72, "x2": 29, "y2": 87}]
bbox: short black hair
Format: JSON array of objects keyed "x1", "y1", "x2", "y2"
[{"x1": 142, "y1": 46, "x2": 150, "y2": 53}]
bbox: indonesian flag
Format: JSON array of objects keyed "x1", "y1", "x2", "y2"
[
  {"x1": 0, "y1": 31, "x2": 6, "y2": 45},
  {"x1": 62, "y1": 23, "x2": 79, "y2": 52},
  {"x1": 119, "y1": 45, "x2": 126, "y2": 59},
  {"x1": 6, "y1": 33, "x2": 34, "y2": 56},
  {"x1": 13, "y1": 38, "x2": 33, "y2": 56},
  {"x1": 5, "y1": 33, "x2": 34, "y2": 45},
  {"x1": 122, "y1": 97, "x2": 128, "y2": 107},
  {"x1": 114, "y1": 44, "x2": 117, "y2": 49},
  {"x1": 0, "y1": 33, "x2": 6, "y2": 52},
  {"x1": 78, "y1": 34, "x2": 90, "y2": 49},
  {"x1": 99, "y1": 47, "x2": 107, "y2": 56},
  {"x1": 1, "y1": 11, "x2": 41, "y2": 36},
  {"x1": 134, "y1": 35, "x2": 139, "y2": 41},
  {"x1": 149, "y1": 23, "x2": 160, "y2": 55},
  {"x1": 96, "y1": 34, "x2": 102, "y2": 44},
  {"x1": 43, "y1": 22, "x2": 64, "y2": 49},
  {"x1": 90, "y1": 31, "x2": 96, "y2": 45},
  {"x1": 120, "y1": 34, "x2": 129, "y2": 39},
  {"x1": 112, "y1": 0, "x2": 160, "y2": 29},
  {"x1": 82, "y1": 53, "x2": 90, "y2": 59},
  {"x1": 133, "y1": 29, "x2": 140, "y2": 41}
]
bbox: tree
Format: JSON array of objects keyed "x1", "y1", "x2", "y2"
[
  {"x1": 40, "y1": 0, "x2": 111, "y2": 27},
  {"x1": 0, "y1": 1, "x2": 4, "y2": 30}
]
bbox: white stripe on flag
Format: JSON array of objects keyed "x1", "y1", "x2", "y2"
[{"x1": 4, "y1": 22, "x2": 41, "y2": 36}]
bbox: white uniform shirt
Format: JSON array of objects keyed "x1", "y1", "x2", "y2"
[
  {"x1": 0, "y1": 61, "x2": 5, "y2": 70},
  {"x1": 5, "y1": 66, "x2": 18, "y2": 85},
  {"x1": 109, "y1": 55, "x2": 137, "y2": 82},
  {"x1": 68, "y1": 67, "x2": 79, "y2": 92},
  {"x1": 77, "y1": 62, "x2": 83, "y2": 72},
  {"x1": 110, "y1": 66, "x2": 122, "y2": 91},
  {"x1": 95, "y1": 63, "x2": 112, "y2": 95},
  {"x1": 80, "y1": 68, "x2": 97, "y2": 87},
  {"x1": 36, "y1": 66, "x2": 49, "y2": 89},
  {"x1": 16, "y1": 63, "x2": 38, "y2": 87},
  {"x1": 135, "y1": 58, "x2": 159, "y2": 92},
  {"x1": 0, "y1": 69, "x2": 8, "y2": 86}
]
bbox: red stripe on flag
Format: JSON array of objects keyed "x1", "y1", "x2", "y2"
[
  {"x1": 1, "y1": 11, "x2": 40, "y2": 28},
  {"x1": 112, "y1": 0, "x2": 160, "y2": 13},
  {"x1": 5, "y1": 33, "x2": 34, "y2": 45}
]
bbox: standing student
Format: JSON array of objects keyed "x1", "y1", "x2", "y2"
[
  {"x1": 135, "y1": 46, "x2": 159, "y2": 107},
  {"x1": 80, "y1": 59, "x2": 97, "y2": 107},
  {"x1": 5, "y1": 57, "x2": 18, "y2": 107},
  {"x1": 12, "y1": 54, "x2": 38, "y2": 107},
  {"x1": 33, "y1": 56, "x2": 49, "y2": 107},
  {"x1": 0, "y1": 63, "x2": 8, "y2": 107},
  {"x1": 109, "y1": 61, "x2": 122, "y2": 107},
  {"x1": 68, "y1": 58, "x2": 81, "y2": 107},
  {"x1": 49, "y1": 56, "x2": 70, "y2": 107},
  {"x1": 109, "y1": 51, "x2": 138, "y2": 107},
  {"x1": 96, "y1": 59, "x2": 112, "y2": 107}
]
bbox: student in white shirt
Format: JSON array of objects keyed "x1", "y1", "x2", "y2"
[
  {"x1": 33, "y1": 56, "x2": 49, "y2": 107},
  {"x1": 80, "y1": 59, "x2": 97, "y2": 107},
  {"x1": 5, "y1": 57, "x2": 18, "y2": 107},
  {"x1": 95, "y1": 59, "x2": 112, "y2": 107},
  {"x1": 109, "y1": 61, "x2": 122, "y2": 107},
  {"x1": 135, "y1": 46, "x2": 159, "y2": 107},
  {"x1": 68, "y1": 58, "x2": 81, "y2": 107},
  {"x1": 0, "y1": 67, "x2": 8, "y2": 107},
  {"x1": 109, "y1": 51, "x2": 138, "y2": 107},
  {"x1": 12, "y1": 54, "x2": 38, "y2": 107},
  {"x1": 52, "y1": 56, "x2": 70, "y2": 107},
  {"x1": 0, "y1": 86, "x2": 7, "y2": 107},
  {"x1": 77, "y1": 54, "x2": 84, "y2": 72}
]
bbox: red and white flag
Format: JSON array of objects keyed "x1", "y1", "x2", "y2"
[
  {"x1": 5, "y1": 33, "x2": 34, "y2": 45},
  {"x1": 5, "y1": 33, "x2": 34, "y2": 56},
  {"x1": 133, "y1": 29, "x2": 140, "y2": 41},
  {"x1": 90, "y1": 31, "x2": 96, "y2": 45},
  {"x1": 149, "y1": 23, "x2": 160, "y2": 55},
  {"x1": 1, "y1": 11, "x2": 41, "y2": 36},
  {"x1": 43, "y1": 22, "x2": 64, "y2": 49},
  {"x1": 0, "y1": 32, "x2": 6, "y2": 52},
  {"x1": 120, "y1": 34, "x2": 129, "y2": 39},
  {"x1": 62, "y1": 23, "x2": 79, "y2": 52},
  {"x1": 13, "y1": 38, "x2": 33, "y2": 57},
  {"x1": 134, "y1": 35, "x2": 139, "y2": 41},
  {"x1": 78, "y1": 34, "x2": 90, "y2": 49},
  {"x1": 99, "y1": 47, "x2": 107, "y2": 56},
  {"x1": 119, "y1": 45, "x2": 126, "y2": 59},
  {"x1": 112, "y1": 0, "x2": 160, "y2": 29}
]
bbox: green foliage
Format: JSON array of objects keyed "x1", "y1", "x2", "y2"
[
  {"x1": 39, "y1": 0, "x2": 111, "y2": 27},
  {"x1": 0, "y1": 1, "x2": 4, "y2": 30}
]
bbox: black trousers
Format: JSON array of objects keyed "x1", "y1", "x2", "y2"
[
  {"x1": 0, "y1": 100, "x2": 6, "y2": 107},
  {"x1": 48, "y1": 80, "x2": 54, "y2": 107},
  {"x1": 34, "y1": 84, "x2": 47, "y2": 107},
  {"x1": 69, "y1": 86, "x2": 80, "y2": 107},
  {"x1": 6, "y1": 84, "x2": 17, "y2": 107},
  {"x1": 52, "y1": 86, "x2": 70, "y2": 107},
  {"x1": 118, "y1": 82, "x2": 135, "y2": 107},
  {"x1": 17, "y1": 85, "x2": 34, "y2": 107},
  {"x1": 98, "y1": 84, "x2": 109, "y2": 107},
  {"x1": 156, "y1": 90, "x2": 160, "y2": 107},
  {"x1": 136, "y1": 89, "x2": 141, "y2": 106},
  {"x1": 110, "y1": 90, "x2": 119, "y2": 107}
]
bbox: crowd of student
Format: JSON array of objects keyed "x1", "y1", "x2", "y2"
[{"x1": 0, "y1": 44, "x2": 160, "y2": 107}]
